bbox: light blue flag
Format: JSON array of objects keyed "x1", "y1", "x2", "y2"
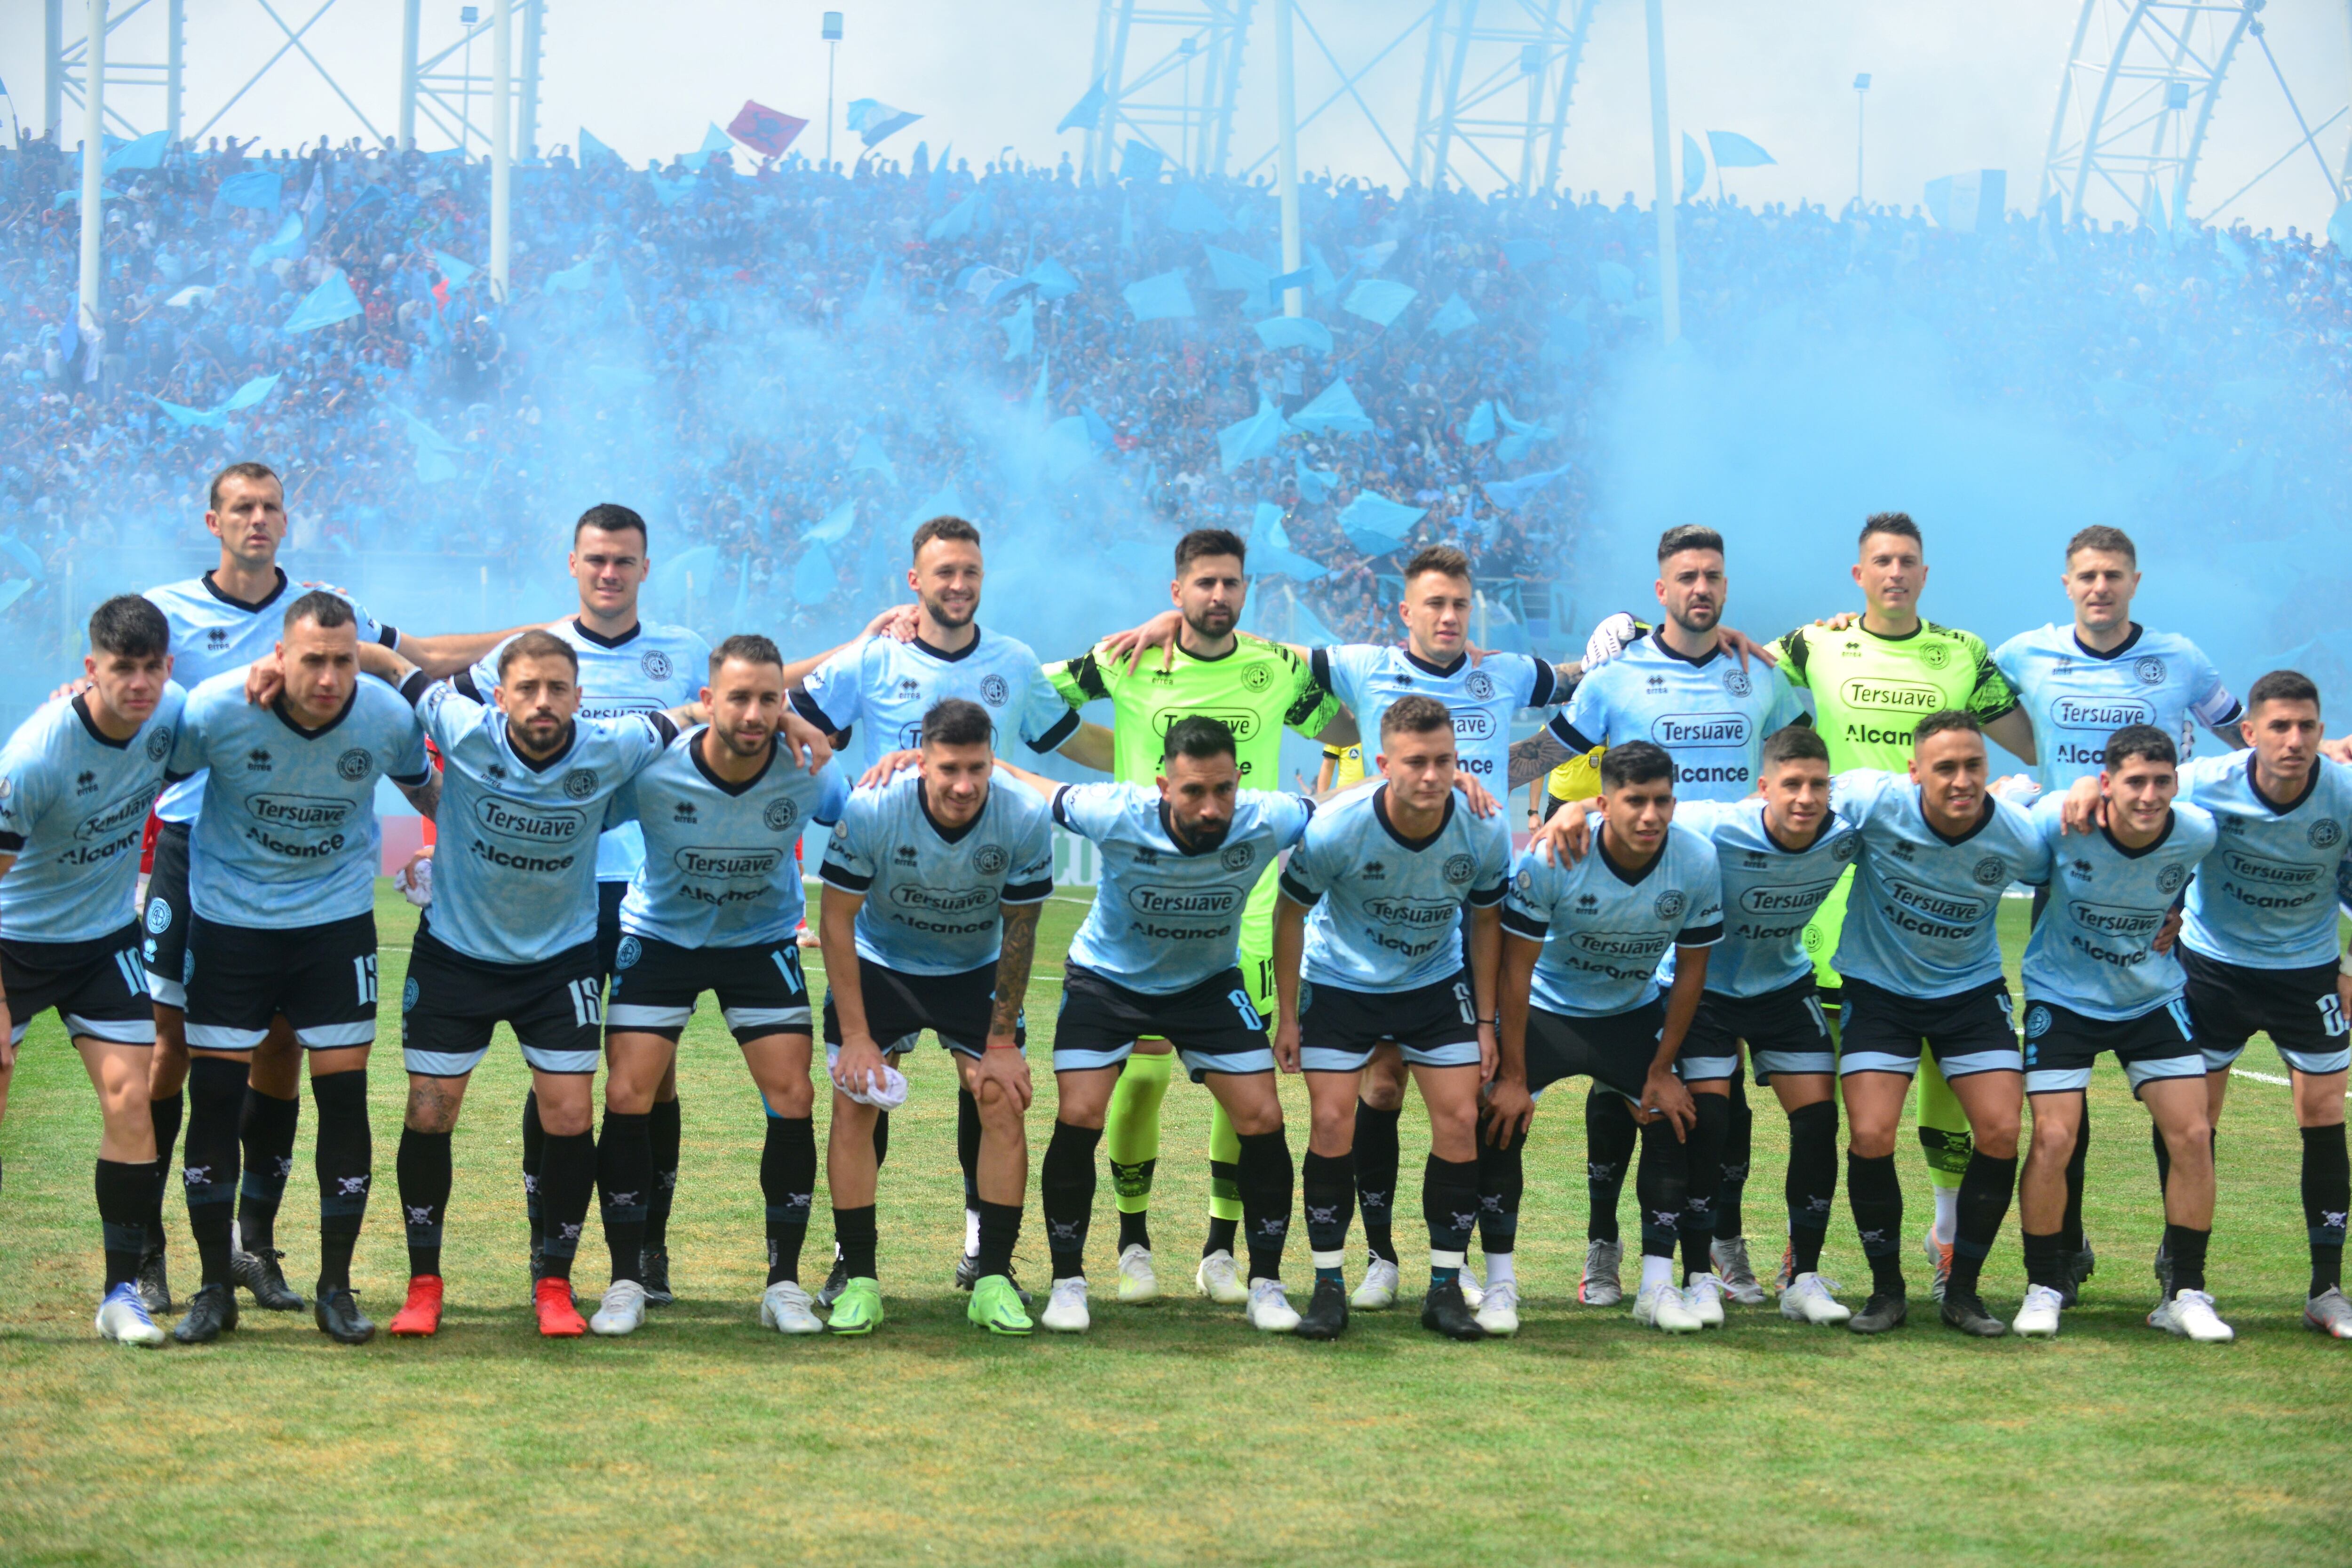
[
  {"x1": 1682, "y1": 132, "x2": 1706, "y2": 200},
  {"x1": 2328, "y1": 202, "x2": 2352, "y2": 257},
  {"x1": 282, "y1": 270, "x2": 363, "y2": 333},
  {"x1": 0, "y1": 533, "x2": 47, "y2": 582},
  {"x1": 1343, "y1": 278, "x2": 1416, "y2": 327},
  {"x1": 1595, "y1": 259, "x2": 1636, "y2": 303},
  {"x1": 1494, "y1": 403, "x2": 1555, "y2": 464},
  {"x1": 902, "y1": 482, "x2": 962, "y2": 531},
  {"x1": 1203, "y1": 245, "x2": 1273, "y2": 295},
  {"x1": 793, "y1": 542, "x2": 835, "y2": 603},
  {"x1": 1501, "y1": 238, "x2": 1548, "y2": 270},
  {"x1": 1002, "y1": 296, "x2": 1035, "y2": 361},
  {"x1": 807, "y1": 501, "x2": 858, "y2": 544},
  {"x1": 1168, "y1": 184, "x2": 1230, "y2": 234},
  {"x1": 432, "y1": 249, "x2": 477, "y2": 287},
  {"x1": 1217, "y1": 398, "x2": 1290, "y2": 473},
  {"x1": 1291, "y1": 377, "x2": 1374, "y2": 435},
  {"x1": 1428, "y1": 293, "x2": 1478, "y2": 337},
  {"x1": 1123, "y1": 271, "x2": 1195, "y2": 322},
  {"x1": 846, "y1": 99, "x2": 922, "y2": 147},
  {"x1": 648, "y1": 171, "x2": 688, "y2": 208},
  {"x1": 1058, "y1": 79, "x2": 1107, "y2": 135},
  {"x1": 152, "y1": 398, "x2": 224, "y2": 429},
  {"x1": 1253, "y1": 501, "x2": 1288, "y2": 548},
  {"x1": 248, "y1": 212, "x2": 307, "y2": 267},
  {"x1": 1706, "y1": 130, "x2": 1775, "y2": 168},
  {"x1": 414, "y1": 447, "x2": 458, "y2": 484},
  {"x1": 1347, "y1": 239, "x2": 1398, "y2": 273},
  {"x1": 1027, "y1": 257, "x2": 1081, "y2": 300},
  {"x1": 1248, "y1": 502, "x2": 1327, "y2": 581},
  {"x1": 1028, "y1": 356, "x2": 1050, "y2": 423},
  {"x1": 927, "y1": 192, "x2": 982, "y2": 241},
  {"x1": 698, "y1": 123, "x2": 735, "y2": 157},
  {"x1": 1294, "y1": 457, "x2": 1336, "y2": 503},
  {"x1": 1083, "y1": 406, "x2": 1117, "y2": 449},
  {"x1": 579, "y1": 128, "x2": 621, "y2": 167},
  {"x1": 104, "y1": 131, "x2": 167, "y2": 175},
  {"x1": 1119, "y1": 141, "x2": 1164, "y2": 183},
  {"x1": 1482, "y1": 464, "x2": 1570, "y2": 510},
  {"x1": 1337, "y1": 491, "x2": 1425, "y2": 557},
  {"x1": 544, "y1": 257, "x2": 599, "y2": 294},
  {"x1": 393, "y1": 406, "x2": 461, "y2": 455},
  {"x1": 1306, "y1": 242, "x2": 1341, "y2": 298},
  {"x1": 1044, "y1": 416, "x2": 1095, "y2": 483},
  {"x1": 1119, "y1": 195, "x2": 1137, "y2": 252},
  {"x1": 1463, "y1": 400, "x2": 1496, "y2": 445},
  {"x1": 214, "y1": 170, "x2": 282, "y2": 212},
  {"x1": 221, "y1": 374, "x2": 280, "y2": 412},
  {"x1": 849, "y1": 431, "x2": 898, "y2": 486},
  {"x1": 1254, "y1": 316, "x2": 1333, "y2": 354}
]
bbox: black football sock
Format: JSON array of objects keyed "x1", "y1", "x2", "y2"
[
  {"x1": 1041, "y1": 1120, "x2": 1103, "y2": 1280},
  {"x1": 957, "y1": 1086, "x2": 983, "y2": 1255},
  {"x1": 236, "y1": 1082, "x2": 299, "y2": 1256},
  {"x1": 1847, "y1": 1151, "x2": 1906, "y2": 1297},
  {"x1": 1585, "y1": 1087, "x2": 1637, "y2": 1243},
  {"x1": 762, "y1": 1115, "x2": 816, "y2": 1286},
  {"x1": 310, "y1": 1069, "x2": 371, "y2": 1293},
  {"x1": 182, "y1": 1056, "x2": 246, "y2": 1288},
  {"x1": 1116, "y1": 1202, "x2": 1154, "y2": 1254},
  {"x1": 1715, "y1": 1072, "x2": 1752, "y2": 1241},
  {"x1": 1635, "y1": 1119, "x2": 1692, "y2": 1264},
  {"x1": 2021, "y1": 1229, "x2": 2068, "y2": 1292},
  {"x1": 1785, "y1": 1100, "x2": 1839, "y2": 1275},
  {"x1": 2151, "y1": 1115, "x2": 2170, "y2": 1194},
  {"x1": 644, "y1": 1095, "x2": 682, "y2": 1252},
  {"x1": 1423, "y1": 1153, "x2": 1479, "y2": 1285},
  {"x1": 1204, "y1": 1157, "x2": 1241, "y2": 1259},
  {"x1": 95, "y1": 1158, "x2": 152, "y2": 1289},
  {"x1": 596, "y1": 1110, "x2": 652, "y2": 1284},
  {"x1": 1475, "y1": 1127, "x2": 1524, "y2": 1257},
  {"x1": 521, "y1": 1090, "x2": 545, "y2": 1255},
  {"x1": 2302, "y1": 1123, "x2": 2348, "y2": 1297},
  {"x1": 536, "y1": 1131, "x2": 597, "y2": 1283},
  {"x1": 1679, "y1": 1093, "x2": 1729, "y2": 1281},
  {"x1": 1235, "y1": 1128, "x2": 1294, "y2": 1281},
  {"x1": 2163, "y1": 1223, "x2": 2211, "y2": 1296},
  {"x1": 974, "y1": 1199, "x2": 1023, "y2": 1280},
  {"x1": 1948, "y1": 1151, "x2": 2018, "y2": 1298},
  {"x1": 146, "y1": 1089, "x2": 183, "y2": 1254},
  {"x1": 397, "y1": 1126, "x2": 453, "y2": 1278},
  {"x1": 1354, "y1": 1101, "x2": 1404, "y2": 1266},
  {"x1": 833, "y1": 1203, "x2": 879, "y2": 1281},
  {"x1": 2059, "y1": 1106, "x2": 2090, "y2": 1255},
  {"x1": 870, "y1": 1106, "x2": 890, "y2": 1170},
  {"x1": 1301, "y1": 1148, "x2": 1355, "y2": 1284}
]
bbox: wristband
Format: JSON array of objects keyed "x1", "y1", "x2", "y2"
[
  {"x1": 985, "y1": 1039, "x2": 1020, "y2": 1051},
  {"x1": 2341, "y1": 949, "x2": 2351, "y2": 978}
]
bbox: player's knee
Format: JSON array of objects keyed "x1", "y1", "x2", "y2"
[
  {"x1": 764, "y1": 1079, "x2": 815, "y2": 1119},
  {"x1": 404, "y1": 1078, "x2": 461, "y2": 1134},
  {"x1": 1426, "y1": 1098, "x2": 1478, "y2": 1156},
  {"x1": 1972, "y1": 1115, "x2": 2021, "y2": 1160},
  {"x1": 1847, "y1": 1122, "x2": 1899, "y2": 1160},
  {"x1": 1308, "y1": 1100, "x2": 1353, "y2": 1152},
  {"x1": 1222, "y1": 1093, "x2": 1284, "y2": 1139}
]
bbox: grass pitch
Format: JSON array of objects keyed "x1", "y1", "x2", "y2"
[{"x1": 1, "y1": 888, "x2": 2347, "y2": 1567}]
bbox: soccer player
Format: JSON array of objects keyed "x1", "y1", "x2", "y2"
[
  {"x1": 2060, "y1": 669, "x2": 2352, "y2": 1337},
  {"x1": 1771, "y1": 513, "x2": 2036, "y2": 1301},
  {"x1": 1486, "y1": 740, "x2": 1725, "y2": 1334},
  {"x1": 1010, "y1": 717, "x2": 1312, "y2": 1333},
  {"x1": 2004, "y1": 727, "x2": 2227, "y2": 1341},
  {"x1": 1043, "y1": 529, "x2": 1342, "y2": 1309},
  {"x1": 162, "y1": 592, "x2": 438, "y2": 1345},
  {"x1": 1830, "y1": 709, "x2": 2049, "y2": 1337},
  {"x1": 816, "y1": 698, "x2": 1057, "y2": 1337},
  {"x1": 589, "y1": 635, "x2": 848, "y2": 1337},
  {"x1": 0, "y1": 597, "x2": 185, "y2": 1345},
  {"x1": 1271, "y1": 694, "x2": 1513, "y2": 1340}
]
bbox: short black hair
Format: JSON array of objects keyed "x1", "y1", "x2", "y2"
[
  {"x1": 1759, "y1": 724, "x2": 1829, "y2": 770},
  {"x1": 575, "y1": 503, "x2": 648, "y2": 546},
  {"x1": 710, "y1": 632, "x2": 783, "y2": 674},
  {"x1": 1163, "y1": 714, "x2": 1237, "y2": 764},
  {"x1": 923, "y1": 697, "x2": 993, "y2": 749},
  {"x1": 2247, "y1": 669, "x2": 2321, "y2": 713},
  {"x1": 1913, "y1": 708, "x2": 1983, "y2": 747},
  {"x1": 1175, "y1": 527, "x2": 1247, "y2": 574},
  {"x1": 2066, "y1": 525, "x2": 2137, "y2": 566},
  {"x1": 1657, "y1": 525, "x2": 1724, "y2": 562},
  {"x1": 912, "y1": 515, "x2": 982, "y2": 559},
  {"x1": 1381, "y1": 693, "x2": 1454, "y2": 741},
  {"x1": 1403, "y1": 544, "x2": 1472, "y2": 585},
  {"x1": 1859, "y1": 511, "x2": 1921, "y2": 550},
  {"x1": 497, "y1": 628, "x2": 580, "y2": 679},
  {"x1": 89, "y1": 594, "x2": 170, "y2": 660},
  {"x1": 283, "y1": 589, "x2": 354, "y2": 633},
  {"x1": 207, "y1": 460, "x2": 281, "y2": 512},
  {"x1": 1599, "y1": 740, "x2": 1675, "y2": 790},
  {"x1": 2104, "y1": 724, "x2": 2177, "y2": 771}
]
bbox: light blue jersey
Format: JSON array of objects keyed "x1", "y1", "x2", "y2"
[
  {"x1": 145, "y1": 570, "x2": 398, "y2": 824},
  {"x1": 0, "y1": 689, "x2": 187, "y2": 942},
  {"x1": 1831, "y1": 769, "x2": 2051, "y2": 998},
  {"x1": 1666, "y1": 798, "x2": 1860, "y2": 998},
  {"x1": 1310, "y1": 645, "x2": 1558, "y2": 784},
  {"x1": 169, "y1": 672, "x2": 430, "y2": 929},
  {"x1": 404, "y1": 672, "x2": 673, "y2": 966},
  {"x1": 1993, "y1": 623, "x2": 2241, "y2": 790},
  {"x1": 1501, "y1": 821, "x2": 1724, "y2": 1016},
  {"x1": 794, "y1": 629, "x2": 1079, "y2": 774},
  {"x1": 470, "y1": 617, "x2": 710, "y2": 883},
  {"x1": 2177, "y1": 751, "x2": 2352, "y2": 970},
  {"x1": 1278, "y1": 785, "x2": 1512, "y2": 992},
  {"x1": 819, "y1": 770, "x2": 1055, "y2": 974},
  {"x1": 1054, "y1": 781, "x2": 1312, "y2": 994},
  {"x1": 1549, "y1": 631, "x2": 1810, "y2": 803},
  {"x1": 608, "y1": 728, "x2": 848, "y2": 949},
  {"x1": 2021, "y1": 798, "x2": 2217, "y2": 1019}
]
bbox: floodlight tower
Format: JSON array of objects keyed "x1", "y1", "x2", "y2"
[
  {"x1": 1410, "y1": 0, "x2": 1597, "y2": 193},
  {"x1": 1083, "y1": 0, "x2": 1255, "y2": 181},
  {"x1": 44, "y1": 0, "x2": 187, "y2": 142}
]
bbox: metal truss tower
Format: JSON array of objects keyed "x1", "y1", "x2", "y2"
[
  {"x1": 1410, "y1": 0, "x2": 1597, "y2": 194},
  {"x1": 1083, "y1": 1, "x2": 1255, "y2": 182}
]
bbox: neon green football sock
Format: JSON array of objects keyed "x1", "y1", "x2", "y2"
[
  {"x1": 1913, "y1": 1056, "x2": 1973, "y2": 1194},
  {"x1": 1105, "y1": 1049, "x2": 1173, "y2": 1216}
]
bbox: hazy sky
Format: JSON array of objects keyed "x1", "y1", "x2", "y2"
[{"x1": 6, "y1": 0, "x2": 2348, "y2": 231}]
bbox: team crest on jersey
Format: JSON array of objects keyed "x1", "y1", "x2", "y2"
[
  {"x1": 1241, "y1": 663, "x2": 1274, "y2": 693},
  {"x1": 1465, "y1": 670, "x2": 1496, "y2": 701},
  {"x1": 145, "y1": 727, "x2": 172, "y2": 762},
  {"x1": 2135, "y1": 656, "x2": 2167, "y2": 687},
  {"x1": 562, "y1": 768, "x2": 599, "y2": 800},
  {"x1": 145, "y1": 898, "x2": 173, "y2": 934},
  {"x1": 615, "y1": 936, "x2": 643, "y2": 971},
  {"x1": 980, "y1": 674, "x2": 1010, "y2": 707},
  {"x1": 2024, "y1": 1004, "x2": 2052, "y2": 1039},
  {"x1": 1919, "y1": 642, "x2": 1951, "y2": 670},
  {"x1": 1973, "y1": 855, "x2": 2010, "y2": 887},
  {"x1": 1513, "y1": 869, "x2": 1535, "y2": 897},
  {"x1": 1220, "y1": 843, "x2": 1255, "y2": 872},
  {"x1": 1654, "y1": 890, "x2": 1687, "y2": 921},
  {"x1": 1829, "y1": 832, "x2": 1858, "y2": 862},
  {"x1": 2311, "y1": 819, "x2": 2344, "y2": 850},
  {"x1": 974, "y1": 843, "x2": 1009, "y2": 876},
  {"x1": 1443, "y1": 853, "x2": 1475, "y2": 884},
  {"x1": 641, "y1": 649, "x2": 673, "y2": 681},
  {"x1": 2157, "y1": 863, "x2": 2189, "y2": 895},
  {"x1": 337, "y1": 748, "x2": 373, "y2": 781},
  {"x1": 403, "y1": 977, "x2": 419, "y2": 1011},
  {"x1": 763, "y1": 798, "x2": 798, "y2": 831},
  {"x1": 1723, "y1": 668, "x2": 1752, "y2": 698}
]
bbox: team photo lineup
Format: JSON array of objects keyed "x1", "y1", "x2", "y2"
[{"x1": 9, "y1": 458, "x2": 2348, "y2": 1358}]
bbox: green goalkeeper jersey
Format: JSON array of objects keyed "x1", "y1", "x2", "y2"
[
  {"x1": 1770, "y1": 619, "x2": 2021, "y2": 773},
  {"x1": 1042, "y1": 635, "x2": 1340, "y2": 788}
]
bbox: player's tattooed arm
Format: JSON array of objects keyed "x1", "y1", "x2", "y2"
[
  {"x1": 1507, "y1": 728, "x2": 1572, "y2": 790},
  {"x1": 395, "y1": 769, "x2": 442, "y2": 820},
  {"x1": 976, "y1": 903, "x2": 1039, "y2": 1112}
]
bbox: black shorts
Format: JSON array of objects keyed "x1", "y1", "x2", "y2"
[
  {"x1": 596, "y1": 880, "x2": 628, "y2": 978},
  {"x1": 1837, "y1": 976, "x2": 2021, "y2": 1082},
  {"x1": 1522, "y1": 1000, "x2": 1664, "y2": 1101},
  {"x1": 140, "y1": 820, "x2": 193, "y2": 1008},
  {"x1": 2021, "y1": 996, "x2": 2202, "y2": 1096},
  {"x1": 0, "y1": 923, "x2": 154, "y2": 1048},
  {"x1": 1054, "y1": 963, "x2": 1272, "y2": 1080},
  {"x1": 400, "y1": 922, "x2": 603, "y2": 1077},
  {"x1": 185, "y1": 911, "x2": 379, "y2": 1053},
  {"x1": 1682, "y1": 975, "x2": 1836, "y2": 1084},
  {"x1": 1298, "y1": 969, "x2": 1481, "y2": 1072},
  {"x1": 609, "y1": 931, "x2": 812, "y2": 1044},
  {"x1": 2180, "y1": 946, "x2": 2351, "y2": 1076},
  {"x1": 820, "y1": 957, "x2": 1021, "y2": 1060}
]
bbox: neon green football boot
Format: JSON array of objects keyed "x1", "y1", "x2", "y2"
[
  {"x1": 967, "y1": 1274, "x2": 1033, "y2": 1336},
  {"x1": 826, "y1": 1277, "x2": 884, "y2": 1336}
]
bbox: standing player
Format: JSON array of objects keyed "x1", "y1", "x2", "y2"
[
  {"x1": 163, "y1": 593, "x2": 437, "y2": 1345},
  {"x1": 1008, "y1": 718, "x2": 1312, "y2": 1334},
  {"x1": 2005, "y1": 729, "x2": 2228, "y2": 1341},
  {"x1": 1830, "y1": 711, "x2": 2049, "y2": 1337},
  {"x1": 590, "y1": 636, "x2": 847, "y2": 1337},
  {"x1": 0, "y1": 597, "x2": 185, "y2": 1345},
  {"x1": 1771, "y1": 513, "x2": 2036, "y2": 1300},
  {"x1": 1271, "y1": 695, "x2": 1512, "y2": 1339},
  {"x1": 816, "y1": 699, "x2": 1057, "y2": 1337},
  {"x1": 1485, "y1": 741, "x2": 1726, "y2": 1334}
]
